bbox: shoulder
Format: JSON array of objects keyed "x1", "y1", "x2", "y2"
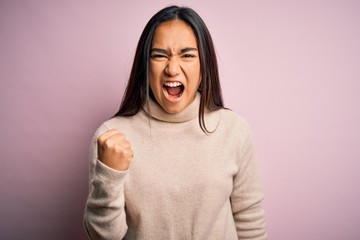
[
  {"x1": 219, "y1": 108, "x2": 252, "y2": 133},
  {"x1": 218, "y1": 109, "x2": 256, "y2": 162},
  {"x1": 93, "y1": 110, "x2": 151, "y2": 140},
  {"x1": 209, "y1": 108, "x2": 253, "y2": 148},
  {"x1": 102, "y1": 116, "x2": 134, "y2": 130},
  {"x1": 93, "y1": 115, "x2": 138, "y2": 138}
]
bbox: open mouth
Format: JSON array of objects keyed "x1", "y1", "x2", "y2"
[{"x1": 163, "y1": 81, "x2": 184, "y2": 99}]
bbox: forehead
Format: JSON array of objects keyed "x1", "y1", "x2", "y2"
[{"x1": 152, "y1": 20, "x2": 197, "y2": 48}]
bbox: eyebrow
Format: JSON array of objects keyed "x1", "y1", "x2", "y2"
[{"x1": 150, "y1": 47, "x2": 198, "y2": 55}]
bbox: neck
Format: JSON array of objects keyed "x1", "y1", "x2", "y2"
[{"x1": 143, "y1": 93, "x2": 200, "y2": 123}]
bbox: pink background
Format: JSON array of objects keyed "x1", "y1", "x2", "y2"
[{"x1": 1, "y1": 1, "x2": 359, "y2": 239}]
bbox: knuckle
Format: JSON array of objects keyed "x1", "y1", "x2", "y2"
[
  {"x1": 104, "y1": 138, "x2": 115, "y2": 149},
  {"x1": 122, "y1": 149, "x2": 129, "y2": 156},
  {"x1": 123, "y1": 141, "x2": 131, "y2": 148},
  {"x1": 113, "y1": 144, "x2": 123, "y2": 153},
  {"x1": 118, "y1": 133, "x2": 125, "y2": 140},
  {"x1": 122, "y1": 149, "x2": 132, "y2": 160},
  {"x1": 97, "y1": 135, "x2": 105, "y2": 145}
]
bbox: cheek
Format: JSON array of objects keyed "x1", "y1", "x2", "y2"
[
  {"x1": 149, "y1": 63, "x2": 163, "y2": 82},
  {"x1": 149, "y1": 64, "x2": 159, "y2": 90},
  {"x1": 188, "y1": 63, "x2": 201, "y2": 87},
  {"x1": 149, "y1": 78, "x2": 159, "y2": 97}
]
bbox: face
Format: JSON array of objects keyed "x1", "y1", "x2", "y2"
[{"x1": 149, "y1": 20, "x2": 201, "y2": 114}]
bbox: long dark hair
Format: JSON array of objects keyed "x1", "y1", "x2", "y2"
[{"x1": 114, "y1": 5, "x2": 224, "y2": 133}]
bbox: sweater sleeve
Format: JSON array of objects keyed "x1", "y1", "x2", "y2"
[
  {"x1": 231, "y1": 134, "x2": 267, "y2": 239},
  {"x1": 83, "y1": 124, "x2": 128, "y2": 240}
]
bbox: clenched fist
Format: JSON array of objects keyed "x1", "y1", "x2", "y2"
[{"x1": 97, "y1": 129, "x2": 133, "y2": 171}]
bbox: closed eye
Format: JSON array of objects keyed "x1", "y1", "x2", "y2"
[
  {"x1": 151, "y1": 54, "x2": 168, "y2": 59},
  {"x1": 182, "y1": 54, "x2": 196, "y2": 58}
]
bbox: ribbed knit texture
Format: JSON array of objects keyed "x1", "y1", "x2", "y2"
[{"x1": 84, "y1": 94, "x2": 267, "y2": 239}]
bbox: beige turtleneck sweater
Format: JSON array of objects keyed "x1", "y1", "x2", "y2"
[{"x1": 84, "y1": 94, "x2": 267, "y2": 239}]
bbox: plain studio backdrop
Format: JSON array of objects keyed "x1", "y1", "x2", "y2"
[{"x1": 1, "y1": 1, "x2": 359, "y2": 239}]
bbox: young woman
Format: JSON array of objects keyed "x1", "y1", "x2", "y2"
[{"x1": 84, "y1": 5, "x2": 267, "y2": 240}]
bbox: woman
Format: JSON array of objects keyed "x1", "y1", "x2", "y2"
[{"x1": 84, "y1": 5, "x2": 267, "y2": 240}]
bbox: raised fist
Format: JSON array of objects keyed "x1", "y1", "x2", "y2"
[{"x1": 97, "y1": 129, "x2": 133, "y2": 171}]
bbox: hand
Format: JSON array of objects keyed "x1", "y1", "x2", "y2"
[{"x1": 97, "y1": 129, "x2": 133, "y2": 171}]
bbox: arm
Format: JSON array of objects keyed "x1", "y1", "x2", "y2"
[
  {"x1": 231, "y1": 135, "x2": 267, "y2": 239},
  {"x1": 83, "y1": 124, "x2": 130, "y2": 240}
]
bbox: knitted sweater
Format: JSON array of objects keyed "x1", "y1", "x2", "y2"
[{"x1": 84, "y1": 94, "x2": 267, "y2": 239}]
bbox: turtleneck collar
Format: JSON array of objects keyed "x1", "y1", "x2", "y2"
[{"x1": 143, "y1": 93, "x2": 200, "y2": 123}]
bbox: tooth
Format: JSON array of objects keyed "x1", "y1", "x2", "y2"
[{"x1": 165, "y1": 82, "x2": 182, "y2": 87}]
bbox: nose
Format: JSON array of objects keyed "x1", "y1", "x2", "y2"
[{"x1": 165, "y1": 58, "x2": 180, "y2": 76}]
